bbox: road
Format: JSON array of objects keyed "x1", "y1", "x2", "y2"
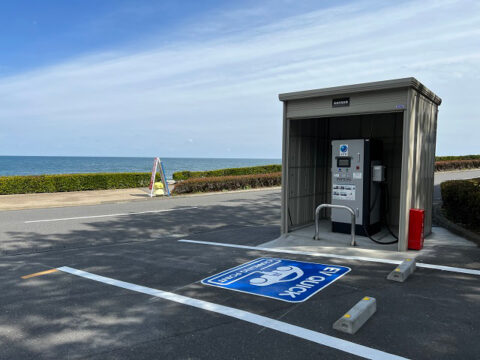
[{"x1": 1, "y1": 174, "x2": 479, "y2": 359}]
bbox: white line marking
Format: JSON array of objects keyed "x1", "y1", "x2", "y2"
[
  {"x1": 414, "y1": 262, "x2": 480, "y2": 275},
  {"x1": 178, "y1": 240, "x2": 480, "y2": 276},
  {"x1": 24, "y1": 207, "x2": 198, "y2": 223},
  {"x1": 57, "y1": 266, "x2": 407, "y2": 360}
]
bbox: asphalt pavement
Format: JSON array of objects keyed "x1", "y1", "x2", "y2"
[
  {"x1": 0, "y1": 189, "x2": 280, "y2": 255},
  {"x1": 1, "y1": 185, "x2": 479, "y2": 359}
]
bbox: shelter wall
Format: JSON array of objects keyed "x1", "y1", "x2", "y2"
[{"x1": 286, "y1": 113, "x2": 403, "y2": 232}]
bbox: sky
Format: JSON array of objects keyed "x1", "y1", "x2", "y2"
[{"x1": 0, "y1": 0, "x2": 479, "y2": 158}]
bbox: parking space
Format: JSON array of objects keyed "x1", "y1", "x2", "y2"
[{"x1": 2, "y1": 226, "x2": 477, "y2": 359}]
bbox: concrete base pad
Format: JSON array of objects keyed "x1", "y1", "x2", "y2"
[{"x1": 260, "y1": 221, "x2": 477, "y2": 262}]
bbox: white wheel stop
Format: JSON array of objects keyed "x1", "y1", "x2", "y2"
[
  {"x1": 333, "y1": 296, "x2": 376, "y2": 334},
  {"x1": 387, "y1": 258, "x2": 416, "y2": 282}
]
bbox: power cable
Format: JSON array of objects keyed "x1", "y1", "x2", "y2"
[{"x1": 363, "y1": 180, "x2": 398, "y2": 245}]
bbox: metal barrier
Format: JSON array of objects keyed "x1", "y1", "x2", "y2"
[{"x1": 314, "y1": 204, "x2": 356, "y2": 246}]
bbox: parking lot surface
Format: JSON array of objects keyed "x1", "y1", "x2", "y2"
[{"x1": 1, "y1": 189, "x2": 479, "y2": 359}]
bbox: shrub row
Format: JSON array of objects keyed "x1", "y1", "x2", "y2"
[
  {"x1": 172, "y1": 172, "x2": 281, "y2": 194},
  {"x1": 441, "y1": 178, "x2": 480, "y2": 232},
  {"x1": 172, "y1": 157, "x2": 480, "y2": 181},
  {"x1": 435, "y1": 160, "x2": 480, "y2": 172},
  {"x1": 0, "y1": 172, "x2": 159, "y2": 195},
  {"x1": 2, "y1": 156, "x2": 479, "y2": 195},
  {"x1": 436, "y1": 155, "x2": 480, "y2": 161},
  {"x1": 172, "y1": 164, "x2": 282, "y2": 181}
]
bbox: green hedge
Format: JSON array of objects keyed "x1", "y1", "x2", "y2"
[
  {"x1": 436, "y1": 155, "x2": 480, "y2": 161},
  {"x1": 441, "y1": 178, "x2": 480, "y2": 232},
  {"x1": 172, "y1": 164, "x2": 281, "y2": 181},
  {"x1": 172, "y1": 157, "x2": 480, "y2": 181},
  {"x1": 172, "y1": 172, "x2": 281, "y2": 194},
  {"x1": 0, "y1": 172, "x2": 160, "y2": 195},
  {"x1": 435, "y1": 160, "x2": 480, "y2": 172},
  {"x1": 2, "y1": 155, "x2": 479, "y2": 195}
]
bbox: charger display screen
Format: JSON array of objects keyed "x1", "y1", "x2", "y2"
[{"x1": 337, "y1": 157, "x2": 351, "y2": 168}]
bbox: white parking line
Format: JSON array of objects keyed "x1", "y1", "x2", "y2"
[
  {"x1": 57, "y1": 266, "x2": 408, "y2": 360},
  {"x1": 178, "y1": 239, "x2": 480, "y2": 276},
  {"x1": 24, "y1": 207, "x2": 198, "y2": 223}
]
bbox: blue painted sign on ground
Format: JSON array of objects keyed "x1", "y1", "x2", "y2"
[{"x1": 201, "y1": 258, "x2": 350, "y2": 303}]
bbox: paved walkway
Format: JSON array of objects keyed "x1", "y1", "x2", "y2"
[
  {"x1": 0, "y1": 186, "x2": 282, "y2": 211},
  {"x1": 0, "y1": 188, "x2": 151, "y2": 211}
]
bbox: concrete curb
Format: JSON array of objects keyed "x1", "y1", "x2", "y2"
[
  {"x1": 333, "y1": 296, "x2": 376, "y2": 334},
  {"x1": 433, "y1": 203, "x2": 480, "y2": 247},
  {"x1": 387, "y1": 258, "x2": 416, "y2": 282}
]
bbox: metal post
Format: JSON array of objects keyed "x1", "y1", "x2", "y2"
[{"x1": 314, "y1": 204, "x2": 356, "y2": 246}]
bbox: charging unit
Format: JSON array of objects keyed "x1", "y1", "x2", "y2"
[
  {"x1": 331, "y1": 139, "x2": 383, "y2": 236},
  {"x1": 279, "y1": 78, "x2": 441, "y2": 251}
]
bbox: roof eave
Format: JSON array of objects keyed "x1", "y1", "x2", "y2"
[{"x1": 278, "y1": 77, "x2": 441, "y2": 105}]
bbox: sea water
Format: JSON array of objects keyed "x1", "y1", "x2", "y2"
[{"x1": 0, "y1": 156, "x2": 281, "y2": 180}]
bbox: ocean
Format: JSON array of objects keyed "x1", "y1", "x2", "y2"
[{"x1": 0, "y1": 156, "x2": 281, "y2": 180}]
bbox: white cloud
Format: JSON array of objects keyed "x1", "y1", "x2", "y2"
[{"x1": 0, "y1": 0, "x2": 479, "y2": 156}]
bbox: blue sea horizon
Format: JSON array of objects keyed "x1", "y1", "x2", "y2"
[{"x1": 0, "y1": 156, "x2": 281, "y2": 179}]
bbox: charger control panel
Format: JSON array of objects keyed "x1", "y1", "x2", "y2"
[
  {"x1": 330, "y1": 138, "x2": 382, "y2": 236},
  {"x1": 331, "y1": 140, "x2": 366, "y2": 224}
]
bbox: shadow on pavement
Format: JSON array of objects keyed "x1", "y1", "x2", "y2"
[{"x1": 2, "y1": 192, "x2": 281, "y2": 255}]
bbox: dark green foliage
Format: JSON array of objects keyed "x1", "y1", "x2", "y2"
[
  {"x1": 441, "y1": 178, "x2": 480, "y2": 232},
  {"x1": 172, "y1": 157, "x2": 480, "y2": 180},
  {"x1": 172, "y1": 172, "x2": 281, "y2": 194},
  {"x1": 2, "y1": 155, "x2": 478, "y2": 195},
  {"x1": 436, "y1": 155, "x2": 480, "y2": 161},
  {"x1": 172, "y1": 164, "x2": 282, "y2": 181},
  {"x1": 435, "y1": 160, "x2": 480, "y2": 171},
  {"x1": 0, "y1": 172, "x2": 159, "y2": 195}
]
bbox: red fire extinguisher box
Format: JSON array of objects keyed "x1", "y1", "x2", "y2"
[{"x1": 408, "y1": 209, "x2": 425, "y2": 250}]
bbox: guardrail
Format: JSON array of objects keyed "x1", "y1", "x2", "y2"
[{"x1": 314, "y1": 204, "x2": 356, "y2": 246}]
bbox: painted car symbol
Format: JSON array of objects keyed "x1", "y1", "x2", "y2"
[{"x1": 249, "y1": 266, "x2": 304, "y2": 286}]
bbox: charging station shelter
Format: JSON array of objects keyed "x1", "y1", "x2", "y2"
[{"x1": 279, "y1": 78, "x2": 441, "y2": 251}]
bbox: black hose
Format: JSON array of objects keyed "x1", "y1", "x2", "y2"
[
  {"x1": 382, "y1": 183, "x2": 399, "y2": 240},
  {"x1": 363, "y1": 181, "x2": 398, "y2": 245},
  {"x1": 363, "y1": 225, "x2": 398, "y2": 244}
]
